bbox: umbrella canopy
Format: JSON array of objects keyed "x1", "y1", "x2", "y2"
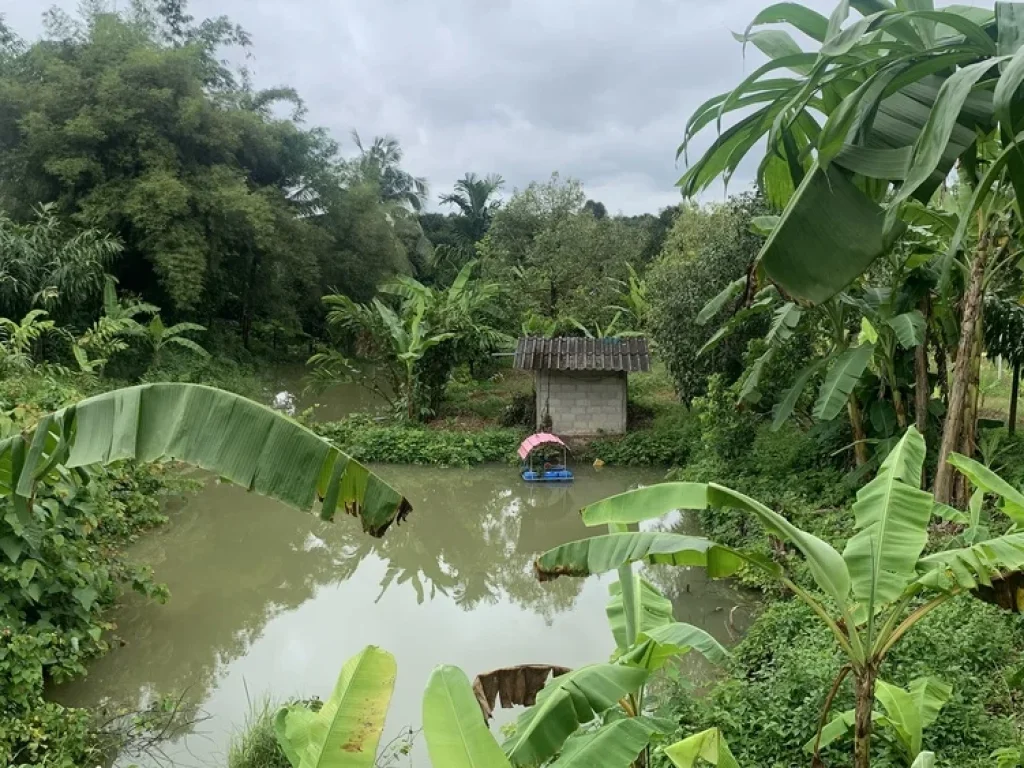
[{"x1": 517, "y1": 432, "x2": 568, "y2": 460}]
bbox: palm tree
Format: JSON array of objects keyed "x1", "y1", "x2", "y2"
[
  {"x1": 349, "y1": 131, "x2": 428, "y2": 211},
  {"x1": 439, "y1": 172, "x2": 505, "y2": 242}
]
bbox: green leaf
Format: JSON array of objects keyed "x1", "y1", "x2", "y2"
[
  {"x1": 743, "y1": 3, "x2": 830, "y2": 42},
  {"x1": 917, "y1": 531, "x2": 1024, "y2": 591},
  {"x1": 535, "y1": 532, "x2": 742, "y2": 582},
  {"x1": 707, "y1": 483, "x2": 852, "y2": 611},
  {"x1": 663, "y1": 728, "x2": 739, "y2": 768},
  {"x1": 911, "y1": 752, "x2": 936, "y2": 768},
  {"x1": 0, "y1": 535, "x2": 23, "y2": 564},
  {"x1": 548, "y1": 718, "x2": 659, "y2": 768},
  {"x1": 803, "y1": 709, "x2": 857, "y2": 752},
  {"x1": 581, "y1": 482, "x2": 709, "y2": 527},
  {"x1": 72, "y1": 585, "x2": 99, "y2": 611},
  {"x1": 908, "y1": 676, "x2": 952, "y2": 731},
  {"x1": 771, "y1": 358, "x2": 826, "y2": 430},
  {"x1": 503, "y1": 665, "x2": 649, "y2": 767},
  {"x1": 892, "y1": 58, "x2": 1005, "y2": 207},
  {"x1": 759, "y1": 164, "x2": 898, "y2": 304},
  {"x1": 814, "y1": 343, "x2": 875, "y2": 421},
  {"x1": 697, "y1": 278, "x2": 746, "y2": 326},
  {"x1": 607, "y1": 577, "x2": 673, "y2": 653},
  {"x1": 887, "y1": 311, "x2": 927, "y2": 348},
  {"x1": 947, "y1": 453, "x2": 1024, "y2": 523},
  {"x1": 995, "y1": 33, "x2": 1024, "y2": 133},
  {"x1": 274, "y1": 646, "x2": 396, "y2": 768},
  {"x1": 619, "y1": 623, "x2": 730, "y2": 671},
  {"x1": 423, "y1": 665, "x2": 511, "y2": 768},
  {"x1": 843, "y1": 427, "x2": 933, "y2": 610},
  {"x1": 0, "y1": 384, "x2": 411, "y2": 538}
]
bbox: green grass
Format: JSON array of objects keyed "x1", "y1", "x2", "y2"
[
  {"x1": 227, "y1": 697, "x2": 292, "y2": 768},
  {"x1": 980, "y1": 357, "x2": 1022, "y2": 430}
]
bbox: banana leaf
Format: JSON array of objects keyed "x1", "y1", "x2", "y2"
[
  {"x1": 0, "y1": 383, "x2": 411, "y2": 538},
  {"x1": 663, "y1": 728, "x2": 739, "y2": 768},
  {"x1": 275, "y1": 646, "x2": 396, "y2": 768},
  {"x1": 502, "y1": 664, "x2": 649, "y2": 767},
  {"x1": 423, "y1": 665, "x2": 512, "y2": 768},
  {"x1": 618, "y1": 623, "x2": 730, "y2": 671},
  {"x1": 814, "y1": 343, "x2": 875, "y2": 421},
  {"x1": 842, "y1": 427, "x2": 933, "y2": 608},
  {"x1": 947, "y1": 452, "x2": 1024, "y2": 524},
  {"x1": 548, "y1": 718, "x2": 661, "y2": 768},
  {"x1": 607, "y1": 577, "x2": 673, "y2": 653}
]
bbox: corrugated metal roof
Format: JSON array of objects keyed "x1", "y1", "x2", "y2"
[{"x1": 513, "y1": 337, "x2": 651, "y2": 372}]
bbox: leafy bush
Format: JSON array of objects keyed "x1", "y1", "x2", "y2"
[
  {"x1": 315, "y1": 416, "x2": 523, "y2": 465},
  {"x1": 662, "y1": 597, "x2": 1024, "y2": 768},
  {"x1": 0, "y1": 460, "x2": 187, "y2": 766},
  {"x1": 647, "y1": 194, "x2": 770, "y2": 403},
  {"x1": 587, "y1": 406, "x2": 699, "y2": 466}
]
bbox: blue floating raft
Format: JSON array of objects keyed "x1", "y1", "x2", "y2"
[
  {"x1": 518, "y1": 433, "x2": 574, "y2": 483},
  {"x1": 522, "y1": 467, "x2": 574, "y2": 483}
]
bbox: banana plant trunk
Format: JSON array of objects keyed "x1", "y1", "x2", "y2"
[
  {"x1": 954, "y1": 314, "x2": 985, "y2": 506},
  {"x1": 1011, "y1": 361, "x2": 1020, "y2": 437},
  {"x1": 853, "y1": 667, "x2": 876, "y2": 768},
  {"x1": 848, "y1": 398, "x2": 869, "y2": 467},
  {"x1": 915, "y1": 297, "x2": 931, "y2": 436},
  {"x1": 935, "y1": 235, "x2": 989, "y2": 504}
]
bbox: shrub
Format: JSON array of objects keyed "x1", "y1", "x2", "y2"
[
  {"x1": 661, "y1": 597, "x2": 1024, "y2": 768},
  {"x1": 587, "y1": 406, "x2": 698, "y2": 466},
  {"x1": 647, "y1": 194, "x2": 770, "y2": 404},
  {"x1": 314, "y1": 416, "x2": 523, "y2": 466}
]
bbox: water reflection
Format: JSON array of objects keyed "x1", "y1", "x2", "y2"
[{"x1": 56, "y1": 465, "x2": 755, "y2": 767}]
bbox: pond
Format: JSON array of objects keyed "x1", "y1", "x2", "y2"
[{"x1": 55, "y1": 464, "x2": 756, "y2": 767}]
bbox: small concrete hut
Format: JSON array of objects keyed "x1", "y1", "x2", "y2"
[{"x1": 513, "y1": 337, "x2": 651, "y2": 436}]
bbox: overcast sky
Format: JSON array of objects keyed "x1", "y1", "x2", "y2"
[{"x1": 2, "y1": 0, "x2": 986, "y2": 214}]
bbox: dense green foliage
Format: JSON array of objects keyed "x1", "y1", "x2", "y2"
[
  {"x1": 314, "y1": 415, "x2": 522, "y2": 466},
  {"x1": 648, "y1": 195, "x2": 770, "y2": 403},
  {"x1": 664, "y1": 596, "x2": 1023, "y2": 768}
]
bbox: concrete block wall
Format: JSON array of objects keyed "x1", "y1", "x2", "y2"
[{"x1": 535, "y1": 370, "x2": 628, "y2": 436}]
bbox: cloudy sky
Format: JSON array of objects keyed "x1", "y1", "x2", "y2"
[{"x1": 4, "y1": 0, "x2": 956, "y2": 214}]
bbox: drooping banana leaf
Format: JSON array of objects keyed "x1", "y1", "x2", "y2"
[
  {"x1": 697, "y1": 277, "x2": 746, "y2": 326},
  {"x1": 947, "y1": 452, "x2": 1024, "y2": 524},
  {"x1": 607, "y1": 577, "x2": 673, "y2": 653},
  {"x1": 502, "y1": 664, "x2": 649, "y2": 767},
  {"x1": 274, "y1": 646, "x2": 396, "y2": 768},
  {"x1": 707, "y1": 483, "x2": 852, "y2": 612},
  {"x1": 758, "y1": 164, "x2": 899, "y2": 304},
  {"x1": 618, "y1": 622, "x2": 730, "y2": 671},
  {"x1": 916, "y1": 531, "x2": 1024, "y2": 592},
  {"x1": 663, "y1": 728, "x2": 740, "y2": 768},
  {"x1": 547, "y1": 718, "x2": 661, "y2": 768},
  {"x1": 534, "y1": 532, "x2": 743, "y2": 582},
  {"x1": 842, "y1": 427, "x2": 933, "y2": 610},
  {"x1": 581, "y1": 482, "x2": 709, "y2": 527},
  {"x1": 0, "y1": 384, "x2": 411, "y2": 537},
  {"x1": 813, "y1": 343, "x2": 875, "y2": 421},
  {"x1": 423, "y1": 665, "x2": 512, "y2": 768}
]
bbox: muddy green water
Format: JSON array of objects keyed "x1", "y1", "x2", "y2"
[{"x1": 56, "y1": 464, "x2": 755, "y2": 767}]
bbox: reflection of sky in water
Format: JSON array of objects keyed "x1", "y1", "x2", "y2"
[{"x1": 55, "y1": 465, "x2": 755, "y2": 768}]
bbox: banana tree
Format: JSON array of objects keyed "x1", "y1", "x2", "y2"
[
  {"x1": 144, "y1": 315, "x2": 209, "y2": 367},
  {"x1": 680, "y1": 0, "x2": 1024, "y2": 501},
  {"x1": 0, "y1": 383, "x2": 411, "y2": 538},
  {"x1": 535, "y1": 427, "x2": 1024, "y2": 768},
  {"x1": 281, "y1": 643, "x2": 728, "y2": 768}
]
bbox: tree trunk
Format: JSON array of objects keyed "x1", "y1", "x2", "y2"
[
  {"x1": 935, "y1": 236, "x2": 989, "y2": 504},
  {"x1": 934, "y1": 339, "x2": 950, "y2": 408},
  {"x1": 853, "y1": 667, "x2": 876, "y2": 768},
  {"x1": 893, "y1": 388, "x2": 908, "y2": 429},
  {"x1": 849, "y1": 398, "x2": 869, "y2": 467},
  {"x1": 954, "y1": 310, "x2": 985, "y2": 507},
  {"x1": 1011, "y1": 361, "x2": 1020, "y2": 437},
  {"x1": 915, "y1": 297, "x2": 931, "y2": 435}
]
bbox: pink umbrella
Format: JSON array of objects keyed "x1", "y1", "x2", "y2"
[{"x1": 517, "y1": 432, "x2": 568, "y2": 460}]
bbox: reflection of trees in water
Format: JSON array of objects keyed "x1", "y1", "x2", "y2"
[{"x1": 59, "y1": 468, "x2": 640, "y2": 715}]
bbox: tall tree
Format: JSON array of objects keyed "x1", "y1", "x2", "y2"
[
  {"x1": 347, "y1": 131, "x2": 428, "y2": 211},
  {"x1": 439, "y1": 172, "x2": 505, "y2": 242}
]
